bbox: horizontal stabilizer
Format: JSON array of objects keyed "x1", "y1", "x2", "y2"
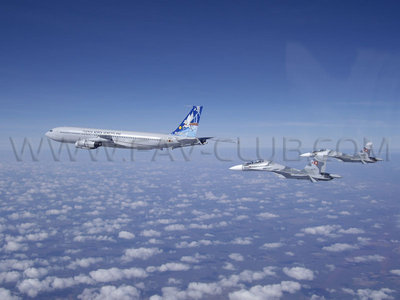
[
  {"x1": 212, "y1": 137, "x2": 237, "y2": 144},
  {"x1": 198, "y1": 137, "x2": 213, "y2": 144}
]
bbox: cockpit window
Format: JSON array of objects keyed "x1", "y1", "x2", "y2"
[
  {"x1": 49, "y1": 130, "x2": 53, "y2": 132},
  {"x1": 244, "y1": 159, "x2": 264, "y2": 165}
]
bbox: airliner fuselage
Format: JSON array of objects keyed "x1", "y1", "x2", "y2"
[
  {"x1": 45, "y1": 127, "x2": 185, "y2": 150},
  {"x1": 45, "y1": 106, "x2": 210, "y2": 150}
]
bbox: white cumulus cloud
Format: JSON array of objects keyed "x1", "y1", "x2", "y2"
[
  {"x1": 89, "y1": 267, "x2": 147, "y2": 283},
  {"x1": 346, "y1": 255, "x2": 385, "y2": 263},
  {"x1": 257, "y1": 212, "x2": 279, "y2": 219},
  {"x1": 322, "y1": 243, "x2": 358, "y2": 252},
  {"x1": 0, "y1": 271, "x2": 20, "y2": 283},
  {"x1": 229, "y1": 253, "x2": 244, "y2": 262},
  {"x1": 283, "y1": 267, "x2": 314, "y2": 281},
  {"x1": 261, "y1": 242, "x2": 283, "y2": 249},
  {"x1": 159, "y1": 262, "x2": 190, "y2": 272},
  {"x1": 147, "y1": 263, "x2": 190, "y2": 273},
  {"x1": 78, "y1": 285, "x2": 140, "y2": 300},
  {"x1": 67, "y1": 257, "x2": 103, "y2": 270},
  {"x1": 122, "y1": 247, "x2": 162, "y2": 261},
  {"x1": 23, "y1": 268, "x2": 48, "y2": 279},
  {"x1": 229, "y1": 281, "x2": 301, "y2": 300},
  {"x1": 338, "y1": 228, "x2": 364, "y2": 234},
  {"x1": 0, "y1": 288, "x2": 20, "y2": 300},
  {"x1": 231, "y1": 237, "x2": 252, "y2": 245},
  {"x1": 141, "y1": 229, "x2": 161, "y2": 237},
  {"x1": 343, "y1": 287, "x2": 395, "y2": 300},
  {"x1": 302, "y1": 225, "x2": 340, "y2": 237},
  {"x1": 164, "y1": 224, "x2": 186, "y2": 231},
  {"x1": 118, "y1": 231, "x2": 135, "y2": 239},
  {"x1": 390, "y1": 269, "x2": 400, "y2": 276}
]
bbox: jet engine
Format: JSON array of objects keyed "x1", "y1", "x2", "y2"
[{"x1": 75, "y1": 140, "x2": 102, "y2": 149}]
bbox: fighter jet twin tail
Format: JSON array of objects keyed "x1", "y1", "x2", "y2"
[{"x1": 229, "y1": 142, "x2": 382, "y2": 183}]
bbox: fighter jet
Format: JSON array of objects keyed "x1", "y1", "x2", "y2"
[
  {"x1": 300, "y1": 142, "x2": 382, "y2": 164},
  {"x1": 229, "y1": 157, "x2": 341, "y2": 183}
]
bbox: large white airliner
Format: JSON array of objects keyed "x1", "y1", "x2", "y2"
[{"x1": 45, "y1": 106, "x2": 211, "y2": 150}]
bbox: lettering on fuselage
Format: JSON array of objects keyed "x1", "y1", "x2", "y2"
[{"x1": 82, "y1": 130, "x2": 122, "y2": 136}]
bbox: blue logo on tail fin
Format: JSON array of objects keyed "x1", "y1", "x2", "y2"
[{"x1": 171, "y1": 106, "x2": 203, "y2": 137}]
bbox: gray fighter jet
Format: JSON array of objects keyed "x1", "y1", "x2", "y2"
[
  {"x1": 300, "y1": 142, "x2": 382, "y2": 164},
  {"x1": 229, "y1": 157, "x2": 341, "y2": 183}
]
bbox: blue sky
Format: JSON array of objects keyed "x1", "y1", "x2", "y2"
[{"x1": 1, "y1": 1, "x2": 399, "y2": 151}]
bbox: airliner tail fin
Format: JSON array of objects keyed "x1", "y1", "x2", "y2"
[{"x1": 171, "y1": 106, "x2": 203, "y2": 137}]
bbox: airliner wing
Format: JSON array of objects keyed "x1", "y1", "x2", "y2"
[
  {"x1": 83, "y1": 136, "x2": 109, "y2": 143},
  {"x1": 98, "y1": 135, "x2": 114, "y2": 141},
  {"x1": 98, "y1": 135, "x2": 131, "y2": 147},
  {"x1": 112, "y1": 140, "x2": 133, "y2": 148}
]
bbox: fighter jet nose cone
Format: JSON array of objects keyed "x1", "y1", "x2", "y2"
[
  {"x1": 330, "y1": 174, "x2": 342, "y2": 178},
  {"x1": 300, "y1": 152, "x2": 312, "y2": 157},
  {"x1": 229, "y1": 165, "x2": 243, "y2": 171}
]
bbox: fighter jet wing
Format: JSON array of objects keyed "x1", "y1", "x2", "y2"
[
  {"x1": 333, "y1": 157, "x2": 345, "y2": 162},
  {"x1": 308, "y1": 175, "x2": 317, "y2": 183},
  {"x1": 271, "y1": 173, "x2": 286, "y2": 179},
  {"x1": 271, "y1": 171, "x2": 292, "y2": 179}
]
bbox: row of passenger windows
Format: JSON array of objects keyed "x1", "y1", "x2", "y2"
[
  {"x1": 60, "y1": 131, "x2": 162, "y2": 141},
  {"x1": 117, "y1": 136, "x2": 160, "y2": 141}
]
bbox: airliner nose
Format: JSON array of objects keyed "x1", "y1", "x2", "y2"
[
  {"x1": 229, "y1": 165, "x2": 243, "y2": 171},
  {"x1": 45, "y1": 130, "x2": 53, "y2": 138}
]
